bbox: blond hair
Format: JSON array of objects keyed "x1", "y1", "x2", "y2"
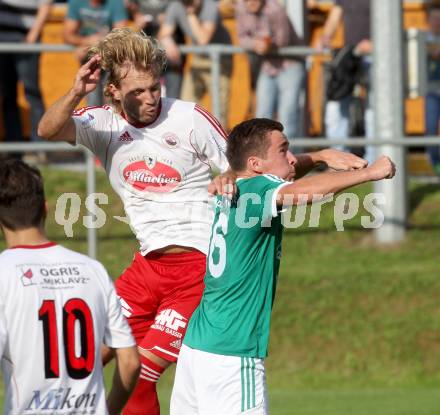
[{"x1": 87, "y1": 28, "x2": 167, "y2": 110}]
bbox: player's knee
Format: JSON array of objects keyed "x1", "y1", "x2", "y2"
[{"x1": 122, "y1": 354, "x2": 168, "y2": 415}]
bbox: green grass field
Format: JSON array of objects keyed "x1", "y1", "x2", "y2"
[{"x1": 1, "y1": 167, "x2": 440, "y2": 414}]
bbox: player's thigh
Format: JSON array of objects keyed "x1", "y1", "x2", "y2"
[
  {"x1": 140, "y1": 252, "x2": 206, "y2": 362},
  {"x1": 115, "y1": 252, "x2": 160, "y2": 344},
  {"x1": 197, "y1": 352, "x2": 268, "y2": 415},
  {"x1": 138, "y1": 284, "x2": 204, "y2": 362},
  {"x1": 170, "y1": 344, "x2": 198, "y2": 415}
]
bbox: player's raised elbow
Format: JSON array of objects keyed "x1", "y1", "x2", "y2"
[
  {"x1": 37, "y1": 117, "x2": 58, "y2": 141},
  {"x1": 38, "y1": 118, "x2": 76, "y2": 143},
  {"x1": 37, "y1": 120, "x2": 52, "y2": 141}
]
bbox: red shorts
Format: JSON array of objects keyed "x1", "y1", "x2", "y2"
[{"x1": 115, "y1": 250, "x2": 206, "y2": 362}]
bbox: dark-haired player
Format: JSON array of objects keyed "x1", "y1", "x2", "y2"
[
  {"x1": 171, "y1": 119, "x2": 395, "y2": 415},
  {"x1": 0, "y1": 159, "x2": 139, "y2": 415}
]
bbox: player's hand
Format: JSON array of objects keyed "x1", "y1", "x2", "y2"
[
  {"x1": 208, "y1": 170, "x2": 237, "y2": 198},
  {"x1": 71, "y1": 54, "x2": 102, "y2": 98},
  {"x1": 366, "y1": 156, "x2": 396, "y2": 181},
  {"x1": 318, "y1": 149, "x2": 368, "y2": 171}
]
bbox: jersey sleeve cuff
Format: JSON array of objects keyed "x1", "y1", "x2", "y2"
[{"x1": 271, "y1": 182, "x2": 291, "y2": 217}]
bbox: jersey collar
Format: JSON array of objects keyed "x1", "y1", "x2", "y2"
[{"x1": 9, "y1": 242, "x2": 57, "y2": 250}]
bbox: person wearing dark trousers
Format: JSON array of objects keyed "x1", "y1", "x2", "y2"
[{"x1": 0, "y1": 0, "x2": 52, "y2": 144}]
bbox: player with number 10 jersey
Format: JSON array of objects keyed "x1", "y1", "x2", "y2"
[{"x1": 0, "y1": 244, "x2": 135, "y2": 414}]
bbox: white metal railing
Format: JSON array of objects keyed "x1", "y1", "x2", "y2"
[{"x1": 0, "y1": 40, "x2": 438, "y2": 252}]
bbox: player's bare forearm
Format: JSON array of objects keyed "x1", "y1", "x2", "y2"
[
  {"x1": 280, "y1": 168, "x2": 370, "y2": 205},
  {"x1": 278, "y1": 156, "x2": 395, "y2": 206},
  {"x1": 106, "y1": 346, "x2": 140, "y2": 415},
  {"x1": 39, "y1": 56, "x2": 101, "y2": 142},
  {"x1": 294, "y1": 149, "x2": 368, "y2": 179},
  {"x1": 38, "y1": 89, "x2": 80, "y2": 143},
  {"x1": 292, "y1": 153, "x2": 320, "y2": 178}
]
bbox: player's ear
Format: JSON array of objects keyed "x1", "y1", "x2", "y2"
[
  {"x1": 108, "y1": 83, "x2": 121, "y2": 101},
  {"x1": 248, "y1": 156, "x2": 263, "y2": 174}
]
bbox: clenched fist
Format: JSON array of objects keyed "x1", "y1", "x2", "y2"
[{"x1": 367, "y1": 156, "x2": 396, "y2": 181}]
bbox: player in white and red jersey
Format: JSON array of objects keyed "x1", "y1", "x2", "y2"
[
  {"x1": 38, "y1": 28, "x2": 368, "y2": 415},
  {"x1": 0, "y1": 159, "x2": 140, "y2": 415},
  {"x1": 71, "y1": 98, "x2": 229, "y2": 256},
  {"x1": 38, "y1": 27, "x2": 233, "y2": 415}
]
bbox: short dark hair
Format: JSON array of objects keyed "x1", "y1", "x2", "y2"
[
  {"x1": 226, "y1": 118, "x2": 284, "y2": 171},
  {"x1": 0, "y1": 159, "x2": 46, "y2": 230}
]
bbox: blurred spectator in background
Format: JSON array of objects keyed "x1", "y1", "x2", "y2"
[
  {"x1": 316, "y1": 0, "x2": 374, "y2": 163},
  {"x1": 63, "y1": 0, "x2": 128, "y2": 106},
  {"x1": 127, "y1": 0, "x2": 186, "y2": 99},
  {"x1": 158, "y1": 0, "x2": 232, "y2": 125},
  {"x1": 0, "y1": 0, "x2": 52, "y2": 145},
  {"x1": 127, "y1": 0, "x2": 167, "y2": 36},
  {"x1": 425, "y1": 3, "x2": 440, "y2": 176},
  {"x1": 236, "y1": 0, "x2": 305, "y2": 150}
]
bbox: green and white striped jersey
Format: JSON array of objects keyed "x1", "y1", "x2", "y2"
[{"x1": 184, "y1": 174, "x2": 289, "y2": 358}]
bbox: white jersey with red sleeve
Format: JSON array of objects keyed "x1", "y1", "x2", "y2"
[
  {"x1": 0, "y1": 243, "x2": 135, "y2": 415},
  {"x1": 72, "y1": 98, "x2": 229, "y2": 255}
]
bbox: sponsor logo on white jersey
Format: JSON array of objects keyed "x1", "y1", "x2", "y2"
[
  {"x1": 121, "y1": 155, "x2": 182, "y2": 193},
  {"x1": 25, "y1": 388, "x2": 97, "y2": 412},
  {"x1": 16, "y1": 264, "x2": 90, "y2": 289},
  {"x1": 151, "y1": 309, "x2": 187, "y2": 338}
]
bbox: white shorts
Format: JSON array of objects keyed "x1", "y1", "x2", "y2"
[{"x1": 170, "y1": 344, "x2": 269, "y2": 415}]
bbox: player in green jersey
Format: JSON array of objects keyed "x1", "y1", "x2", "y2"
[{"x1": 171, "y1": 118, "x2": 396, "y2": 415}]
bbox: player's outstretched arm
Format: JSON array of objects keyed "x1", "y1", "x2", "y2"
[
  {"x1": 106, "y1": 345, "x2": 140, "y2": 415},
  {"x1": 294, "y1": 149, "x2": 368, "y2": 179},
  {"x1": 277, "y1": 156, "x2": 396, "y2": 206},
  {"x1": 38, "y1": 55, "x2": 102, "y2": 143}
]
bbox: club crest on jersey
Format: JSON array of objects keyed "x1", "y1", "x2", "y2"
[
  {"x1": 145, "y1": 155, "x2": 156, "y2": 169},
  {"x1": 162, "y1": 132, "x2": 180, "y2": 148},
  {"x1": 121, "y1": 156, "x2": 182, "y2": 193}
]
